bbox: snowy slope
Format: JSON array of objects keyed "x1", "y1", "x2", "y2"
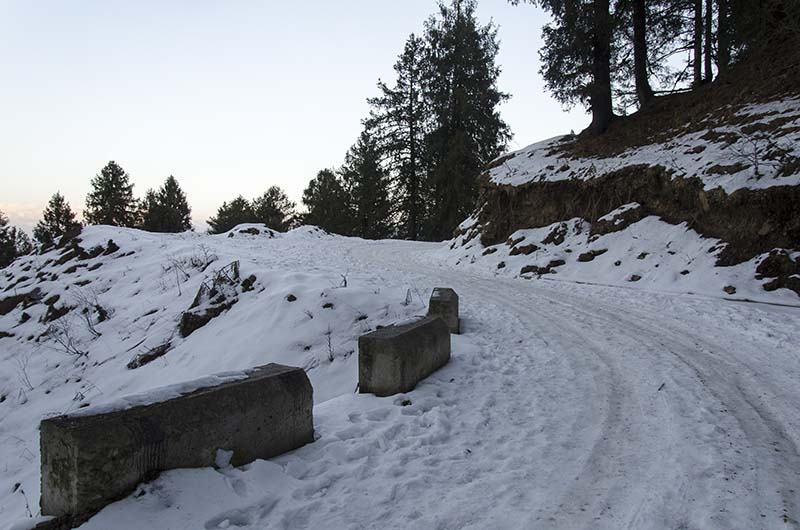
[
  {"x1": 0, "y1": 225, "x2": 428, "y2": 525},
  {"x1": 490, "y1": 98, "x2": 800, "y2": 193},
  {"x1": 2, "y1": 230, "x2": 800, "y2": 529},
  {"x1": 440, "y1": 209, "x2": 800, "y2": 304}
]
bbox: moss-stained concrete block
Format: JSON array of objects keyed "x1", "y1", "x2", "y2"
[
  {"x1": 40, "y1": 363, "x2": 313, "y2": 519},
  {"x1": 358, "y1": 316, "x2": 450, "y2": 397},
  {"x1": 427, "y1": 287, "x2": 460, "y2": 334}
]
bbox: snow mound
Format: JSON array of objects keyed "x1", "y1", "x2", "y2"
[{"x1": 0, "y1": 225, "x2": 427, "y2": 524}]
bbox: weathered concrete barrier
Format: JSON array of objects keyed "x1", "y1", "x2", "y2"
[
  {"x1": 427, "y1": 287, "x2": 460, "y2": 334},
  {"x1": 359, "y1": 316, "x2": 450, "y2": 397},
  {"x1": 40, "y1": 363, "x2": 313, "y2": 519}
]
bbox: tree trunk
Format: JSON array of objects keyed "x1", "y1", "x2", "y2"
[
  {"x1": 704, "y1": 0, "x2": 714, "y2": 81},
  {"x1": 407, "y1": 77, "x2": 418, "y2": 241},
  {"x1": 717, "y1": 0, "x2": 730, "y2": 75},
  {"x1": 590, "y1": 0, "x2": 614, "y2": 134},
  {"x1": 632, "y1": 0, "x2": 654, "y2": 108},
  {"x1": 694, "y1": 0, "x2": 703, "y2": 85}
]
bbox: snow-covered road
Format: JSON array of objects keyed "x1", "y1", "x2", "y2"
[{"x1": 77, "y1": 237, "x2": 800, "y2": 530}]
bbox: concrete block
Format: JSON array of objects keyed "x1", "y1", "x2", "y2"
[
  {"x1": 427, "y1": 287, "x2": 459, "y2": 334},
  {"x1": 359, "y1": 316, "x2": 450, "y2": 397},
  {"x1": 40, "y1": 363, "x2": 313, "y2": 519}
]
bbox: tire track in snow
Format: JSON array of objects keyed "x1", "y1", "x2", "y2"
[
  {"x1": 359, "y1": 244, "x2": 681, "y2": 529},
  {"x1": 358, "y1": 241, "x2": 800, "y2": 529},
  {"x1": 539, "y1": 287, "x2": 800, "y2": 529}
]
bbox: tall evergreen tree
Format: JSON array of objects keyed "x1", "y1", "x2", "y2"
[
  {"x1": 693, "y1": 0, "x2": 704, "y2": 85},
  {"x1": 588, "y1": 0, "x2": 614, "y2": 131},
  {"x1": 367, "y1": 34, "x2": 430, "y2": 240},
  {"x1": 513, "y1": 0, "x2": 615, "y2": 130},
  {"x1": 0, "y1": 211, "x2": 33, "y2": 268},
  {"x1": 207, "y1": 196, "x2": 257, "y2": 234},
  {"x1": 141, "y1": 176, "x2": 192, "y2": 233},
  {"x1": 302, "y1": 169, "x2": 353, "y2": 235},
  {"x1": 33, "y1": 192, "x2": 81, "y2": 248},
  {"x1": 340, "y1": 129, "x2": 394, "y2": 240},
  {"x1": 0, "y1": 211, "x2": 14, "y2": 268},
  {"x1": 717, "y1": 0, "x2": 731, "y2": 74},
  {"x1": 423, "y1": 0, "x2": 510, "y2": 240},
  {"x1": 84, "y1": 161, "x2": 137, "y2": 227},
  {"x1": 532, "y1": 1, "x2": 594, "y2": 111},
  {"x1": 252, "y1": 186, "x2": 296, "y2": 232},
  {"x1": 631, "y1": 0, "x2": 654, "y2": 107}
]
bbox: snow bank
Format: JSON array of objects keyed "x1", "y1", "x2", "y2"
[
  {"x1": 490, "y1": 97, "x2": 800, "y2": 193},
  {"x1": 434, "y1": 214, "x2": 800, "y2": 305}
]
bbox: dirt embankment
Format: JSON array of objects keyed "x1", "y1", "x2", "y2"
[{"x1": 477, "y1": 164, "x2": 800, "y2": 267}]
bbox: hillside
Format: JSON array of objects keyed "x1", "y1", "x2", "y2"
[
  {"x1": 0, "y1": 225, "x2": 430, "y2": 526},
  {"x1": 446, "y1": 89, "x2": 800, "y2": 302},
  {"x1": 2, "y1": 225, "x2": 800, "y2": 529}
]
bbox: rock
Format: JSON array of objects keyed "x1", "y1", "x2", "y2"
[
  {"x1": 723, "y1": 285, "x2": 737, "y2": 295},
  {"x1": 103, "y1": 240, "x2": 120, "y2": 255},
  {"x1": 510, "y1": 243, "x2": 539, "y2": 256},
  {"x1": 520, "y1": 259, "x2": 565, "y2": 276},
  {"x1": 240, "y1": 275, "x2": 257, "y2": 292},
  {"x1": 126, "y1": 341, "x2": 172, "y2": 370},
  {"x1": 542, "y1": 223, "x2": 568, "y2": 245},
  {"x1": 577, "y1": 249, "x2": 608, "y2": 262},
  {"x1": 756, "y1": 250, "x2": 800, "y2": 297},
  {"x1": 756, "y1": 249, "x2": 798, "y2": 278}
]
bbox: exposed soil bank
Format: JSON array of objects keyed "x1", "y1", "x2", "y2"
[{"x1": 477, "y1": 164, "x2": 800, "y2": 266}]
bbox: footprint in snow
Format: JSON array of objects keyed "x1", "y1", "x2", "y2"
[{"x1": 203, "y1": 495, "x2": 278, "y2": 529}]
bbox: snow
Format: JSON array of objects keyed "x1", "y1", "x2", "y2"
[
  {"x1": 489, "y1": 97, "x2": 800, "y2": 193},
  {"x1": 440, "y1": 215, "x2": 800, "y2": 305},
  {"x1": 0, "y1": 225, "x2": 426, "y2": 526},
  {"x1": 597, "y1": 202, "x2": 641, "y2": 223},
  {"x1": 2, "y1": 226, "x2": 800, "y2": 529},
  {"x1": 63, "y1": 371, "x2": 249, "y2": 418}
]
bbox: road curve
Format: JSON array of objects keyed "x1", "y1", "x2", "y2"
[
  {"x1": 77, "y1": 238, "x2": 800, "y2": 530},
  {"x1": 351, "y1": 239, "x2": 800, "y2": 530}
]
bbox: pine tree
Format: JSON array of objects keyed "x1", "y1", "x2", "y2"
[
  {"x1": 0, "y1": 211, "x2": 13, "y2": 267},
  {"x1": 84, "y1": 161, "x2": 137, "y2": 227},
  {"x1": 693, "y1": 0, "x2": 703, "y2": 85},
  {"x1": 423, "y1": 0, "x2": 510, "y2": 240},
  {"x1": 252, "y1": 186, "x2": 296, "y2": 232},
  {"x1": 302, "y1": 169, "x2": 354, "y2": 235},
  {"x1": 0, "y1": 211, "x2": 33, "y2": 268},
  {"x1": 367, "y1": 34, "x2": 430, "y2": 240},
  {"x1": 141, "y1": 176, "x2": 192, "y2": 233},
  {"x1": 207, "y1": 196, "x2": 257, "y2": 234},
  {"x1": 718, "y1": 0, "x2": 731, "y2": 74},
  {"x1": 340, "y1": 129, "x2": 394, "y2": 240},
  {"x1": 33, "y1": 192, "x2": 81, "y2": 248},
  {"x1": 631, "y1": 0, "x2": 654, "y2": 107}
]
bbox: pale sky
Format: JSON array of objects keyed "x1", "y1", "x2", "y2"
[{"x1": 0, "y1": 0, "x2": 588, "y2": 232}]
